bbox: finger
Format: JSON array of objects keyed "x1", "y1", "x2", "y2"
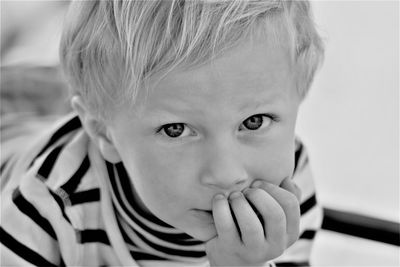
[
  {"x1": 243, "y1": 188, "x2": 287, "y2": 249},
  {"x1": 212, "y1": 194, "x2": 240, "y2": 243},
  {"x1": 252, "y1": 181, "x2": 300, "y2": 247},
  {"x1": 280, "y1": 177, "x2": 302, "y2": 202},
  {"x1": 229, "y1": 191, "x2": 264, "y2": 246}
]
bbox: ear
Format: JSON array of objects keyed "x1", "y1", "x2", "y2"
[{"x1": 71, "y1": 96, "x2": 121, "y2": 163}]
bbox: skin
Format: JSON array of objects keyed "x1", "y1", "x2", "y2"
[{"x1": 73, "y1": 34, "x2": 302, "y2": 265}]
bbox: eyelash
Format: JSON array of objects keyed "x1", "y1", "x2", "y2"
[
  {"x1": 156, "y1": 113, "x2": 278, "y2": 138},
  {"x1": 239, "y1": 113, "x2": 278, "y2": 131},
  {"x1": 156, "y1": 123, "x2": 193, "y2": 138}
]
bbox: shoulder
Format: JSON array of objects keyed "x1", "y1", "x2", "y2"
[
  {"x1": 1, "y1": 113, "x2": 114, "y2": 266},
  {"x1": 1, "y1": 113, "x2": 82, "y2": 189}
]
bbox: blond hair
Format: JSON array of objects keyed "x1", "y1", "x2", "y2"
[{"x1": 60, "y1": 0, "x2": 324, "y2": 121}]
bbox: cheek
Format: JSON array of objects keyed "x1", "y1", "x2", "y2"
[
  {"x1": 120, "y1": 142, "x2": 197, "y2": 215},
  {"x1": 249, "y1": 139, "x2": 295, "y2": 185},
  {"x1": 134, "y1": 145, "x2": 195, "y2": 186},
  {"x1": 132, "y1": 151, "x2": 176, "y2": 196}
]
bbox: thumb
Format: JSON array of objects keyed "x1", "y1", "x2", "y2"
[{"x1": 280, "y1": 177, "x2": 301, "y2": 202}]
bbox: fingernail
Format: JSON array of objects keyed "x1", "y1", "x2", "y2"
[
  {"x1": 251, "y1": 180, "x2": 263, "y2": 188},
  {"x1": 229, "y1": 191, "x2": 242, "y2": 200},
  {"x1": 214, "y1": 194, "x2": 225, "y2": 200}
]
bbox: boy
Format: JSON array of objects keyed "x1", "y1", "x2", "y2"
[{"x1": 1, "y1": 0, "x2": 324, "y2": 266}]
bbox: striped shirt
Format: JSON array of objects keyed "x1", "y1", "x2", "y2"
[{"x1": 1, "y1": 113, "x2": 322, "y2": 266}]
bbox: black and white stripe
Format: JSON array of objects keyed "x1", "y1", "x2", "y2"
[
  {"x1": 107, "y1": 161, "x2": 207, "y2": 263},
  {"x1": 1, "y1": 114, "x2": 321, "y2": 266},
  {"x1": 0, "y1": 227, "x2": 64, "y2": 267},
  {"x1": 12, "y1": 187, "x2": 58, "y2": 240},
  {"x1": 1, "y1": 115, "x2": 112, "y2": 265},
  {"x1": 29, "y1": 116, "x2": 81, "y2": 168}
]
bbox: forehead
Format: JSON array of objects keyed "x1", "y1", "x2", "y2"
[{"x1": 138, "y1": 37, "x2": 295, "y2": 113}]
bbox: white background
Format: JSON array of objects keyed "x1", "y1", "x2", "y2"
[
  {"x1": 297, "y1": 1, "x2": 399, "y2": 223},
  {"x1": 298, "y1": 1, "x2": 399, "y2": 265}
]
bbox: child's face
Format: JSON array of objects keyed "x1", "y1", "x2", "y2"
[{"x1": 106, "y1": 37, "x2": 300, "y2": 242}]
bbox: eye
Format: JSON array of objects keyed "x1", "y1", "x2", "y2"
[
  {"x1": 159, "y1": 123, "x2": 192, "y2": 138},
  {"x1": 239, "y1": 114, "x2": 273, "y2": 131}
]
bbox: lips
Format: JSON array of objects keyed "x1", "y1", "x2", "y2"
[
  {"x1": 194, "y1": 209, "x2": 212, "y2": 215},
  {"x1": 192, "y1": 209, "x2": 214, "y2": 222}
]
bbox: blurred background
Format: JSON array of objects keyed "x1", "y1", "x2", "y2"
[
  {"x1": 1, "y1": 1, "x2": 399, "y2": 265},
  {"x1": 297, "y1": 1, "x2": 399, "y2": 265}
]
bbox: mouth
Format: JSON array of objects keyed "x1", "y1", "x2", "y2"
[
  {"x1": 194, "y1": 209, "x2": 212, "y2": 215},
  {"x1": 192, "y1": 209, "x2": 214, "y2": 222}
]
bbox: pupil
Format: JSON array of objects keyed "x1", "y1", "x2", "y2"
[
  {"x1": 244, "y1": 115, "x2": 263, "y2": 130},
  {"x1": 165, "y1": 123, "x2": 184, "y2": 137}
]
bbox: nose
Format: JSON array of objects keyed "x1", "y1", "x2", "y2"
[{"x1": 200, "y1": 138, "x2": 249, "y2": 193}]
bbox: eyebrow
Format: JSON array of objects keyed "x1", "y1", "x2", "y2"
[
  {"x1": 238, "y1": 93, "x2": 282, "y2": 112},
  {"x1": 152, "y1": 101, "x2": 196, "y2": 114},
  {"x1": 239, "y1": 99, "x2": 274, "y2": 112},
  {"x1": 146, "y1": 92, "x2": 283, "y2": 118},
  {"x1": 144, "y1": 102, "x2": 197, "y2": 120}
]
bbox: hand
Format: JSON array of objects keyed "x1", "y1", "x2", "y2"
[{"x1": 205, "y1": 177, "x2": 301, "y2": 266}]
